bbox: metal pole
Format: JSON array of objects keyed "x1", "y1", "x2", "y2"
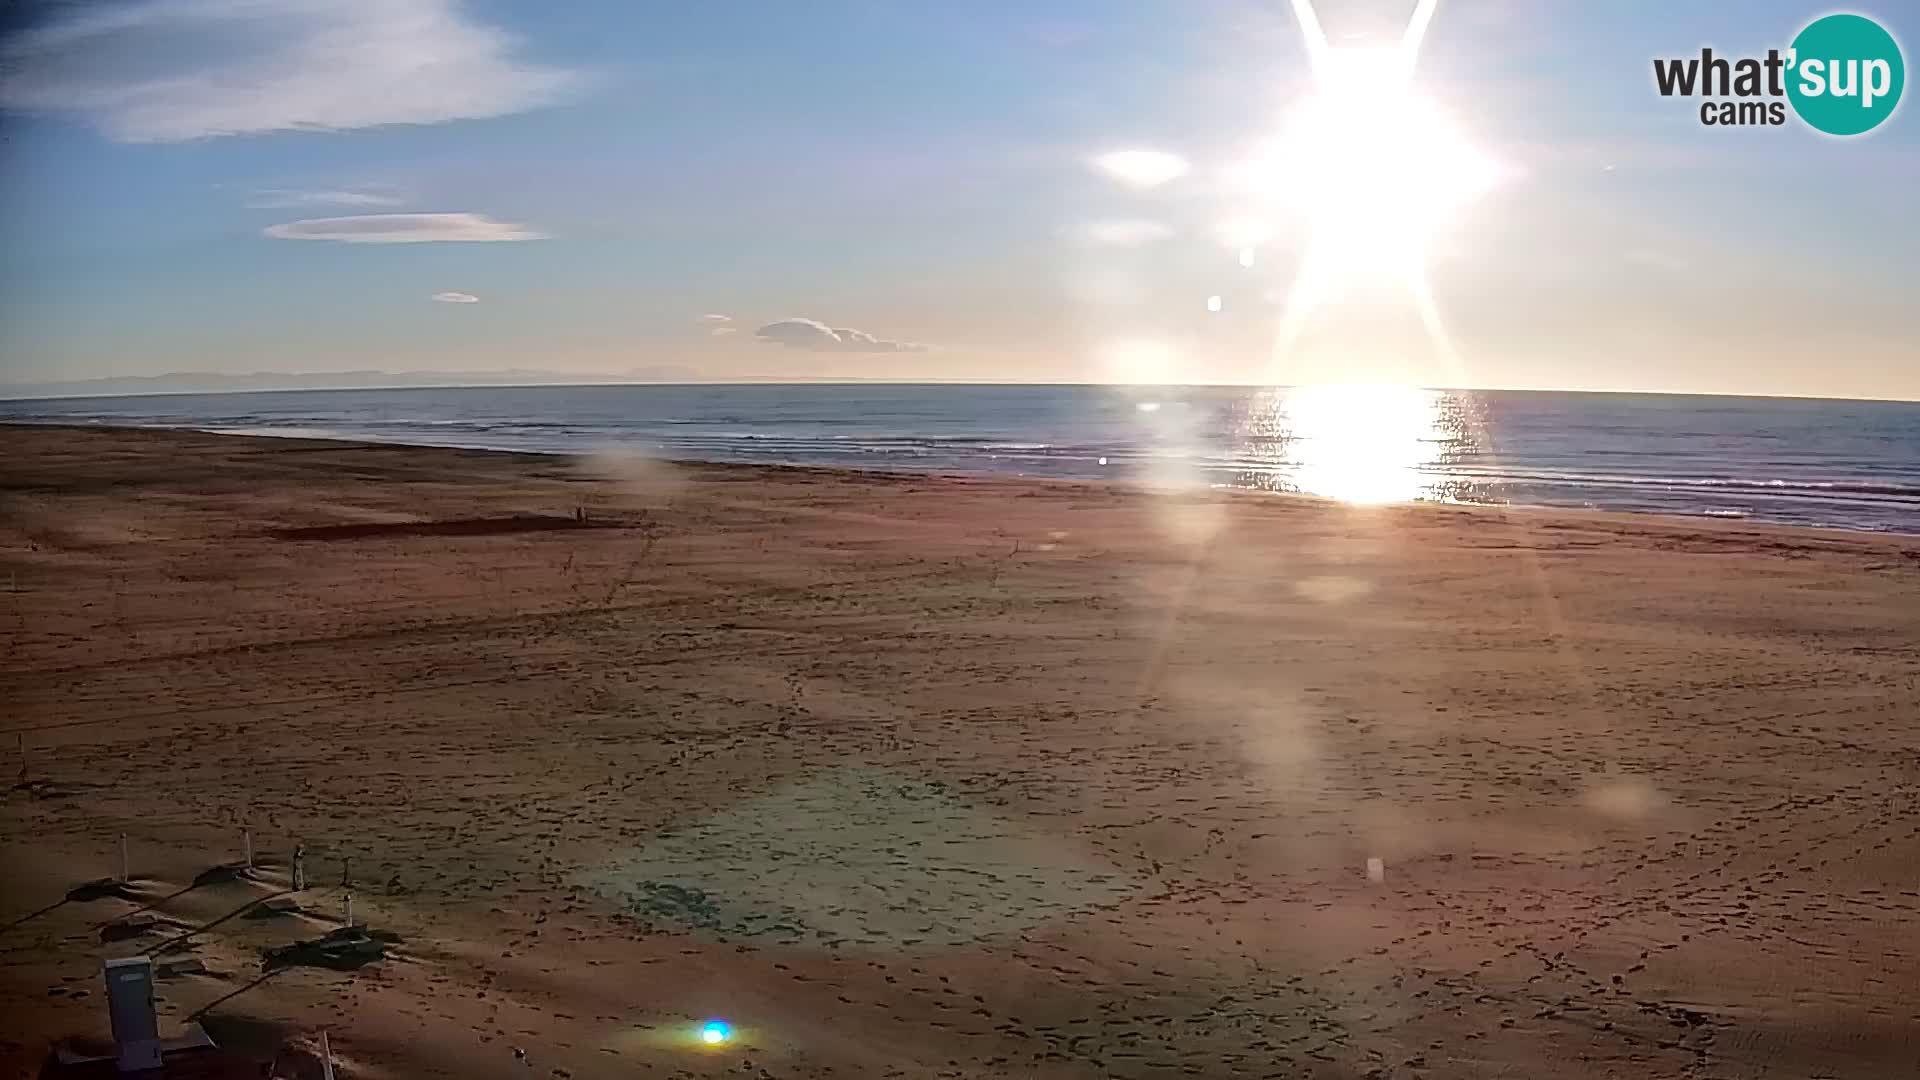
[
  {"x1": 117, "y1": 833, "x2": 129, "y2": 885},
  {"x1": 242, "y1": 829, "x2": 253, "y2": 871},
  {"x1": 318, "y1": 1030, "x2": 336, "y2": 1080}
]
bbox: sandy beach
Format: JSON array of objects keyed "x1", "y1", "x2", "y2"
[{"x1": 3, "y1": 422, "x2": 1918, "y2": 1079}]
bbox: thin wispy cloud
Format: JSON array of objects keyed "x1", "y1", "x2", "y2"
[
  {"x1": 432, "y1": 292, "x2": 480, "y2": 304},
  {"x1": 710, "y1": 327, "x2": 738, "y2": 336},
  {"x1": 755, "y1": 318, "x2": 923, "y2": 353},
  {"x1": 263, "y1": 213, "x2": 546, "y2": 244},
  {"x1": 701, "y1": 313, "x2": 732, "y2": 322},
  {"x1": 248, "y1": 188, "x2": 405, "y2": 210},
  {"x1": 0, "y1": 0, "x2": 579, "y2": 142}
]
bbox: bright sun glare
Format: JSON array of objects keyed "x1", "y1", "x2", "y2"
[
  {"x1": 1281, "y1": 384, "x2": 1445, "y2": 505},
  {"x1": 1249, "y1": 54, "x2": 1495, "y2": 284},
  {"x1": 1091, "y1": 1, "x2": 1495, "y2": 508},
  {"x1": 1242, "y1": 0, "x2": 1500, "y2": 365}
]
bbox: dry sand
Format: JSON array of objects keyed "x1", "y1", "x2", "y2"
[{"x1": 3, "y1": 423, "x2": 1918, "y2": 1079}]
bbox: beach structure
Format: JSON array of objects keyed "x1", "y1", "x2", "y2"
[{"x1": 42, "y1": 957, "x2": 232, "y2": 1076}]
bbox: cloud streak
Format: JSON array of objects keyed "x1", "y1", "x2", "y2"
[
  {"x1": 755, "y1": 318, "x2": 924, "y2": 353},
  {"x1": 0, "y1": 0, "x2": 579, "y2": 142},
  {"x1": 263, "y1": 213, "x2": 546, "y2": 243},
  {"x1": 248, "y1": 188, "x2": 405, "y2": 209},
  {"x1": 432, "y1": 292, "x2": 480, "y2": 303}
]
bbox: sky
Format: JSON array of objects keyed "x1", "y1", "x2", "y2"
[{"x1": 0, "y1": 0, "x2": 1915, "y2": 398}]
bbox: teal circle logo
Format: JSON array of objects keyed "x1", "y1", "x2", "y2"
[{"x1": 1787, "y1": 14, "x2": 1905, "y2": 136}]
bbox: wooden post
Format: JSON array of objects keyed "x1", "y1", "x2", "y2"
[
  {"x1": 242, "y1": 829, "x2": 253, "y2": 871},
  {"x1": 117, "y1": 833, "x2": 129, "y2": 885},
  {"x1": 343, "y1": 892, "x2": 354, "y2": 928},
  {"x1": 292, "y1": 843, "x2": 306, "y2": 892}
]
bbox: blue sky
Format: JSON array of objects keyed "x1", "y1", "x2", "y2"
[{"x1": 1, "y1": 0, "x2": 1915, "y2": 397}]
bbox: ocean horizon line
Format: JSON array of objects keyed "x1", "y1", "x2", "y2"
[
  {"x1": 8, "y1": 383, "x2": 1918, "y2": 534},
  {"x1": 5, "y1": 380, "x2": 1919, "y2": 408}
]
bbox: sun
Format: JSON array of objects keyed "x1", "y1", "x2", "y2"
[
  {"x1": 1234, "y1": 0, "x2": 1500, "y2": 366},
  {"x1": 1249, "y1": 57, "x2": 1495, "y2": 282},
  {"x1": 1080, "y1": 0, "x2": 1501, "y2": 409}
]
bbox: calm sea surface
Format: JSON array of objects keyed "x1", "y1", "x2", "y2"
[{"x1": 6, "y1": 384, "x2": 1919, "y2": 533}]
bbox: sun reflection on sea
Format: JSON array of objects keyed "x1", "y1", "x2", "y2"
[
  {"x1": 1234, "y1": 384, "x2": 1478, "y2": 505},
  {"x1": 1287, "y1": 384, "x2": 1440, "y2": 504}
]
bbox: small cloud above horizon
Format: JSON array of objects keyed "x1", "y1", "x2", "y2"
[
  {"x1": 710, "y1": 326, "x2": 738, "y2": 336},
  {"x1": 755, "y1": 317, "x2": 924, "y2": 353},
  {"x1": 264, "y1": 213, "x2": 546, "y2": 243},
  {"x1": 701, "y1": 313, "x2": 732, "y2": 322},
  {"x1": 248, "y1": 188, "x2": 405, "y2": 210},
  {"x1": 432, "y1": 291, "x2": 480, "y2": 304},
  {"x1": 0, "y1": 0, "x2": 579, "y2": 142}
]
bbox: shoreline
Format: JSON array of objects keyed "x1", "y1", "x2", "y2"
[{"x1": 11, "y1": 418, "x2": 1920, "y2": 546}]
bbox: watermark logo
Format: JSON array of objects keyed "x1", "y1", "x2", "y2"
[
  {"x1": 1653, "y1": 12, "x2": 1904, "y2": 135},
  {"x1": 1788, "y1": 14, "x2": 1904, "y2": 134}
]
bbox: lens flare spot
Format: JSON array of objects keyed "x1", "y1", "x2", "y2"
[
  {"x1": 700, "y1": 1020, "x2": 732, "y2": 1045},
  {"x1": 1100, "y1": 339, "x2": 1180, "y2": 384},
  {"x1": 1585, "y1": 779, "x2": 1667, "y2": 821},
  {"x1": 1092, "y1": 149, "x2": 1189, "y2": 188},
  {"x1": 1294, "y1": 574, "x2": 1371, "y2": 604}
]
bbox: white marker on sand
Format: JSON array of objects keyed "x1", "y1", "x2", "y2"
[{"x1": 1366, "y1": 857, "x2": 1385, "y2": 883}]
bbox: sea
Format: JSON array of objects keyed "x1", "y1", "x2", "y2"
[{"x1": 5, "y1": 384, "x2": 1919, "y2": 534}]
